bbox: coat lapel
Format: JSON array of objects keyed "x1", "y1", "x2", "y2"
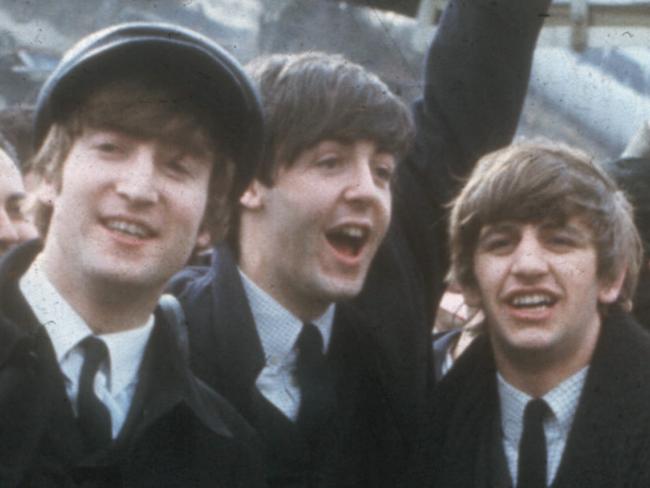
[
  {"x1": 551, "y1": 312, "x2": 650, "y2": 487},
  {"x1": 184, "y1": 245, "x2": 265, "y2": 410},
  {"x1": 0, "y1": 243, "x2": 87, "y2": 478}
]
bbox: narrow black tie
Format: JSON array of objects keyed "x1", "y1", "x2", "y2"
[
  {"x1": 78, "y1": 336, "x2": 112, "y2": 451},
  {"x1": 295, "y1": 323, "x2": 336, "y2": 436},
  {"x1": 517, "y1": 398, "x2": 549, "y2": 488}
]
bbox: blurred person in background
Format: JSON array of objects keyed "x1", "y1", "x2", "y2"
[
  {"x1": 0, "y1": 138, "x2": 37, "y2": 256},
  {"x1": 432, "y1": 283, "x2": 484, "y2": 381}
]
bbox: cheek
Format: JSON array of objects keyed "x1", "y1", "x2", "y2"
[
  {"x1": 183, "y1": 193, "x2": 210, "y2": 233},
  {"x1": 473, "y1": 257, "x2": 501, "y2": 286},
  {"x1": 556, "y1": 253, "x2": 599, "y2": 282},
  {"x1": 380, "y1": 194, "x2": 392, "y2": 227}
]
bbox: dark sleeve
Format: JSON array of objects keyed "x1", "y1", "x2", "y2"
[
  {"x1": 395, "y1": 0, "x2": 552, "y2": 312},
  {"x1": 420, "y1": 0, "x2": 553, "y2": 176}
]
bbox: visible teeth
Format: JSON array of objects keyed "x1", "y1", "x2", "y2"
[
  {"x1": 511, "y1": 294, "x2": 553, "y2": 307},
  {"x1": 106, "y1": 220, "x2": 150, "y2": 238},
  {"x1": 338, "y1": 226, "x2": 366, "y2": 239}
]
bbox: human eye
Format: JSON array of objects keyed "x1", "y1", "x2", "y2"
[
  {"x1": 483, "y1": 236, "x2": 512, "y2": 252},
  {"x1": 477, "y1": 228, "x2": 516, "y2": 254},
  {"x1": 89, "y1": 133, "x2": 128, "y2": 158},
  {"x1": 315, "y1": 155, "x2": 341, "y2": 171},
  {"x1": 373, "y1": 158, "x2": 396, "y2": 183},
  {"x1": 164, "y1": 158, "x2": 192, "y2": 178},
  {"x1": 549, "y1": 233, "x2": 574, "y2": 246},
  {"x1": 95, "y1": 141, "x2": 121, "y2": 153},
  {"x1": 544, "y1": 229, "x2": 581, "y2": 251}
]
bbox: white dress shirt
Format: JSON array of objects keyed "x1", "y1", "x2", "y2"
[
  {"x1": 19, "y1": 255, "x2": 155, "y2": 439},
  {"x1": 498, "y1": 367, "x2": 588, "y2": 486},
  {"x1": 239, "y1": 269, "x2": 335, "y2": 421}
]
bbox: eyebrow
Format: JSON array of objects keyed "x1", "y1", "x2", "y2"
[
  {"x1": 541, "y1": 221, "x2": 592, "y2": 240},
  {"x1": 479, "y1": 222, "x2": 519, "y2": 237}
]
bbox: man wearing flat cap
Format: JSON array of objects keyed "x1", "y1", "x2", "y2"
[{"x1": 0, "y1": 23, "x2": 265, "y2": 487}]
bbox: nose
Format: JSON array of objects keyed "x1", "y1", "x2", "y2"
[
  {"x1": 510, "y1": 228, "x2": 549, "y2": 280},
  {"x1": 115, "y1": 148, "x2": 159, "y2": 205},
  {"x1": 0, "y1": 208, "x2": 20, "y2": 250}
]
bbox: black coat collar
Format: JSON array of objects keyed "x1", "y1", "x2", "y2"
[
  {"x1": 428, "y1": 311, "x2": 650, "y2": 488},
  {"x1": 0, "y1": 240, "x2": 233, "y2": 442}
]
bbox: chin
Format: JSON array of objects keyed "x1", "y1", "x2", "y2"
[{"x1": 321, "y1": 277, "x2": 366, "y2": 302}]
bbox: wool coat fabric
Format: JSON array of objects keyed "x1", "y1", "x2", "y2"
[
  {"x1": 417, "y1": 310, "x2": 650, "y2": 488},
  {"x1": 345, "y1": 0, "x2": 553, "y2": 443},
  {"x1": 171, "y1": 245, "x2": 403, "y2": 488},
  {"x1": 0, "y1": 241, "x2": 266, "y2": 488},
  {"x1": 171, "y1": 0, "x2": 552, "y2": 485}
]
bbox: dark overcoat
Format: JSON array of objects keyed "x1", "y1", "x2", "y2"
[
  {"x1": 172, "y1": 245, "x2": 403, "y2": 488},
  {"x1": 0, "y1": 242, "x2": 266, "y2": 488},
  {"x1": 172, "y1": 0, "x2": 552, "y2": 484},
  {"x1": 342, "y1": 0, "x2": 553, "y2": 442},
  {"x1": 419, "y1": 310, "x2": 650, "y2": 488}
]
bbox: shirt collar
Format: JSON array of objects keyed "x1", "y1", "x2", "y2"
[
  {"x1": 101, "y1": 317, "x2": 154, "y2": 395},
  {"x1": 239, "y1": 268, "x2": 335, "y2": 362},
  {"x1": 543, "y1": 367, "x2": 588, "y2": 436},
  {"x1": 20, "y1": 254, "x2": 92, "y2": 363},
  {"x1": 497, "y1": 366, "x2": 589, "y2": 443},
  {"x1": 19, "y1": 253, "x2": 155, "y2": 395}
]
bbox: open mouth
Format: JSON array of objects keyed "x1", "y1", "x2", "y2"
[
  {"x1": 325, "y1": 224, "x2": 369, "y2": 259},
  {"x1": 103, "y1": 218, "x2": 156, "y2": 240},
  {"x1": 507, "y1": 293, "x2": 558, "y2": 309}
]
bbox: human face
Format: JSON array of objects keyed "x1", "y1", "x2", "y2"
[
  {"x1": 241, "y1": 140, "x2": 394, "y2": 319},
  {"x1": 0, "y1": 150, "x2": 37, "y2": 256},
  {"x1": 41, "y1": 127, "x2": 212, "y2": 294},
  {"x1": 469, "y1": 218, "x2": 623, "y2": 371}
]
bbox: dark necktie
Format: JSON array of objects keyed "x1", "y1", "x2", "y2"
[
  {"x1": 517, "y1": 398, "x2": 549, "y2": 488},
  {"x1": 77, "y1": 336, "x2": 112, "y2": 451},
  {"x1": 295, "y1": 323, "x2": 336, "y2": 436}
]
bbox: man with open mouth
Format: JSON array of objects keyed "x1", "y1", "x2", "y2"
[
  {"x1": 421, "y1": 141, "x2": 650, "y2": 487},
  {"x1": 0, "y1": 22, "x2": 267, "y2": 486},
  {"x1": 170, "y1": 0, "x2": 552, "y2": 486}
]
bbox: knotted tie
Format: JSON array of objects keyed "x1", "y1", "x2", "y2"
[
  {"x1": 77, "y1": 336, "x2": 112, "y2": 450},
  {"x1": 517, "y1": 398, "x2": 550, "y2": 488},
  {"x1": 295, "y1": 323, "x2": 336, "y2": 436}
]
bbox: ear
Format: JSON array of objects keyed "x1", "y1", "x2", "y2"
[
  {"x1": 239, "y1": 180, "x2": 266, "y2": 210},
  {"x1": 36, "y1": 179, "x2": 58, "y2": 207},
  {"x1": 196, "y1": 227, "x2": 211, "y2": 250},
  {"x1": 598, "y1": 267, "x2": 627, "y2": 304}
]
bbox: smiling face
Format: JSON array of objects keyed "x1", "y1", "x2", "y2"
[
  {"x1": 469, "y1": 218, "x2": 624, "y2": 373},
  {"x1": 40, "y1": 127, "x2": 212, "y2": 296},
  {"x1": 239, "y1": 139, "x2": 394, "y2": 320}
]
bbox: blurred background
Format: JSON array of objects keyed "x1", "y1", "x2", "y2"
[{"x1": 0, "y1": 0, "x2": 649, "y2": 162}]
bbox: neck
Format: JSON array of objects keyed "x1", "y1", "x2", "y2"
[
  {"x1": 492, "y1": 322, "x2": 600, "y2": 398},
  {"x1": 41, "y1": 257, "x2": 159, "y2": 335},
  {"x1": 238, "y1": 246, "x2": 329, "y2": 323}
]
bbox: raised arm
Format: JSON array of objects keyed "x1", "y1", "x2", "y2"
[
  {"x1": 421, "y1": 0, "x2": 552, "y2": 179},
  {"x1": 394, "y1": 0, "x2": 552, "y2": 314}
]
